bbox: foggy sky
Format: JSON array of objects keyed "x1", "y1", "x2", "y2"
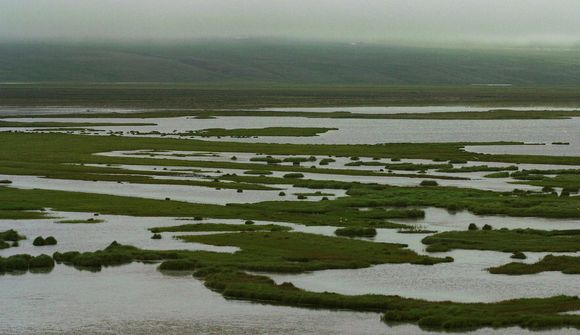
[{"x1": 2, "y1": 0, "x2": 580, "y2": 46}]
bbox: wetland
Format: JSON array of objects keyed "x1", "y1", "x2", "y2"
[{"x1": 1, "y1": 88, "x2": 580, "y2": 334}]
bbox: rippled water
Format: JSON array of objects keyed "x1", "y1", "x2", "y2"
[
  {"x1": 0, "y1": 263, "x2": 389, "y2": 335},
  {"x1": 4, "y1": 263, "x2": 576, "y2": 335}
]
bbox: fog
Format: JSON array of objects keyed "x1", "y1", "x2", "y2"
[{"x1": 2, "y1": 0, "x2": 580, "y2": 46}]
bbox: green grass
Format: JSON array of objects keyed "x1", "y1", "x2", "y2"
[
  {"x1": 422, "y1": 229, "x2": 580, "y2": 253},
  {"x1": 4, "y1": 132, "x2": 580, "y2": 200},
  {"x1": 3, "y1": 131, "x2": 580, "y2": 169},
  {"x1": 200, "y1": 270, "x2": 580, "y2": 332},
  {"x1": 57, "y1": 218, "x2": 104, "y2": 224},
  {"x1": 0, "y1": 254, "x2": 54, "y2": 273},
  {"x1": 293, "y1": 191, "x2": 334, "y2": 197},
  {"x1": 437, "y1": 165, "x2": 518, "y2": 173},
  {"x1": 347, "y1": 162, "x2": 452, "y2": 171},
  {"x1": 149, "y1": 223, "x2": 291, "y2": 233},
  {"x1": 0, "y1": 121, "x2": 155, "y2": 128},
  {"x1": 0, "y1": 209, "x2": 46, "y2": 220},
  {"x1": 513, "y1": 171, "x2": 580, "y2": 189},
  {"x1": 420, "y1": 180, "x2": 438, "y2": 186},
  {"x1": 485, "y1": 172, "x2": 511, "y2": 178},
  {"x1": 177, "y1": 231, "x2": 450, "y2": 272},
  {"x1": 0, "y1": 186, "x2": 410, "y2": 228},
  {"x1": 186, "y1": 127, "x2": 337, "y2": 137},
  {"x1": 17, "y1": 108, "x2": 580, "y2": 121},
  {"x1": 335, "y1": 227, "x2": 377, "y2": 237},
  {"x1": 489, "y1": 255, "x2": 580, "y2": 275},
  {"x1": 0, "y1": 229, "x2": 25, "y2": 249},
  {"x1": 283, "y1": 173, "x2": 304, "y2": 179},
  {"x1": 345, "y1": 186, "x2": 580, "y2": 218},
  {"x1": 57, "y1": 231, "x2": 449, "y2": 273},
  {"x1": 243, "y1": 170, "x2": 273, "y2": 175},
  {"x1": 4, "y1": 170, "x2": 580, "y2": 229},
  {"x1": 47, "y1": 240, "x2": 580, "y2": 331}
]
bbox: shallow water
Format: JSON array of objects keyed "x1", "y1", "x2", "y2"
[
  {"x1": 3, "y1": 106, "x2": 580, "y2": 333},
  {"x1": 0, "y1": 107, "x2": 147, "y2": 117},
  {"x1": 0, "y1": 263, "x2": 388, "y2": 335},
  {"x1": 269, "y1": 248, "x2": 580, "y2": 303},
  {"x1": 258, "y1": 106, "x2": 580, "y2": 114},
  {"x1": 466, "y1": 144, "x2": 580, "y2": 156},
  {"x1": 0, "y1": 211, "x2": 241, "y2": 257},
  {"x1": 0, "y1": 174, "x2": 340, "y2": 205},
  {"x1": 1, "y1": 213, "x2": 579, "y2": 334},
  {"x1": 3, "y1": 209, "x2": 578, "y2": 306},
  {"x1": 4, "y1": 115, "x2": 580, "y2": 153},
  {"x1": 3, "y1": 262, "x2": 576, "y2": 335},
  {"x1": 96, "y1": 151, "x2": 543, "y2": 192},
  {"x1": 391, "y1": 207, "x2": 580, "y2": 231}
]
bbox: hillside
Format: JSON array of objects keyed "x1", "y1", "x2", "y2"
[{"x1": 0, "y1": 41, "x2": 579, "y2": 85}]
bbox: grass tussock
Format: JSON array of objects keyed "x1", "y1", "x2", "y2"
[
  {"x1": 335, "y1": 227, "x2": 377, "y2": 237},
  {"x1": 489, "y1": 255, "x2": 580, "y2": 275},
  {"x1": 423, "y1": 228, "x2": 580, "y2": 253}
]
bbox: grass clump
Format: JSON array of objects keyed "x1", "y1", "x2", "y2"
[
  {"x1": 54, "y1": 230, "x2": 449, "y2": 274},
  {"x1": 0, "y1": 255, "x2": 32, "y2": 272},
  {"x1": 0, "y1": 229, "x2": 25, "y2": 249},
  {"x1": 197, "y1": 269, "x2": 580, "y2": 332},
  {"x1": 178, "y1": 231, "x2": 451, "y2": 273},
  {"x1": 438, "y1": 165, "x2": 518, "y2": 173},
  {"x1": 57, "y1": 218, "x2": 104, "y2": 224},
  {"x1": 489, "y1": 255, "x2": 580, "y2": 275},
  {"x1": 32, "y1": 236, "x2": 46, "y2": 246},
  {"x1": 511, "y1": 251, "x2": 527, "y2": 259},
  {"x1": 0, "y1": 254, "x2": 55, "y2": 273},
  {"x1": 420, "y1": 180, "x2": 438, "y2": 187},
  {"x1": 43, "y1": 235, "x2": 580, "y2": 332},
  {"x1": 319, "y1": 158, "x2": 335, "y2": 165},
  {"x1": 32, "y1": 236, "x2": 56, "y2": 246},
  {"x1": 149, "y1": 223, "x2": 290, "y2": 233},
  {"x1": 423, "y1": 228, "x2": 580, "y2": 253},
  {"x1": 243, "y1": 170, "x2": 273, "y2": 175},
  {"x1": 283, "y1": 157, "x2": 310, "y2": 164},
  {"x1": 29, "y1": 254, "x2": 55, "y2": 269},
  {"x1": 398, "y1": 224, "x2": 436, "y2": 234},
  {"x1": 485, "y1": 172, "x2": 510, "y2": 178},
  {"x1": 53, "y1": 241, "x2": 182, "y2": 271},
  {"x1": 335, "y1": 227, "x2": 377, "y2": 237},
  {"x1": 158, "y1": 259, "x2": 198, "y2": 271},
  {"x1": 189, "y1": 127, "x2": 337, "y2": 138},
  {"x1": 293, "y1": 191, "x2": 334, "y2": 197},
  {"x1": 250, "y1": 156, "x2": 282, "y2": 164},
  {"x1": 283, "y1": 173, "x2": 304, "y2": 179}
]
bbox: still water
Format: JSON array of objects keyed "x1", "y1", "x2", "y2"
[{"x1": 1, "y1": 106, "x2": 580, "y2": 333}]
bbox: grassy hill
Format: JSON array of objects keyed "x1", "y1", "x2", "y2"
[{"x1": 1, "y1": 40, "x2": 579, "y2": 85}]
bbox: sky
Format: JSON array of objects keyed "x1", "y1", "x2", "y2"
[{"x1": 2, "y1": 0, "x2": 580, "y2": 46}]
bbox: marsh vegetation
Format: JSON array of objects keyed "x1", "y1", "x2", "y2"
[{"x1": 2, "y1": 89, "x2": 580, "y2": 332}]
